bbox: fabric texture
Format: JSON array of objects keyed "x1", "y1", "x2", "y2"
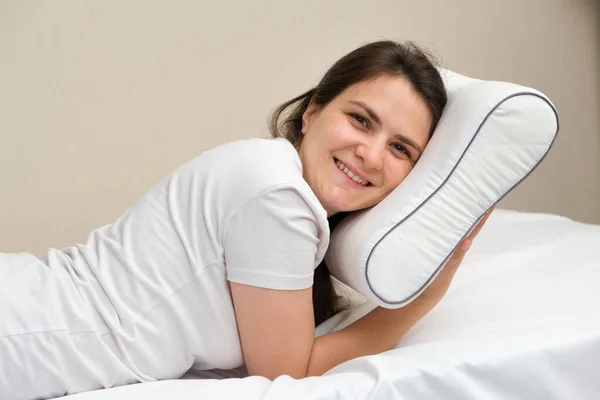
[
  {"x1": 51, "y1": 209, "x2": 600, "y2": 400},
  {"x1": 0, "y1": 138, "x2": 329, "y2": 400}
]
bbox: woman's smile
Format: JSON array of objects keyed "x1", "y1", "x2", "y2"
[{"x1": 333, "y1": 158, "x2": 370, "y2": 188}]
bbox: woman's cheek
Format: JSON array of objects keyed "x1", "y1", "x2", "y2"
[
  {"x1": 338, "y1": 123, "x2": 360, "y2": 145},
  {"x1": 390, "y1": 165, "x2": 411, "y2": 188}
]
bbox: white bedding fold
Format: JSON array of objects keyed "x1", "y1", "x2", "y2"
[{"x1": 61, "y1": 209, "x2": 600, "y2": 400}]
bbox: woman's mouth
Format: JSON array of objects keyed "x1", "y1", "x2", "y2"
[{"x1": 334, "y1": 158, "x2": 370, "y2": 187}]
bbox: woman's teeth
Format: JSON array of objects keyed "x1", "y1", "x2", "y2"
[{"x1": 335, "y1": 160, "x2": 369, "y2": 186}]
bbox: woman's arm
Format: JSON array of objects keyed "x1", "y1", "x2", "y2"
[
  {"x1": 306, "y1": 297, "x2": 435, "y2": 376},
  {"x1": 230, "y1": 282, "x2": 433, "y2": 380},
  {"x1": 231, "y1": 208, "x2": 494, "y2": 380},
  {"x1": 305, "y1": 225, "x2": 473, "y2": 376}
]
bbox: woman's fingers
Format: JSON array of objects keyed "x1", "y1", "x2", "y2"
[
  {"x1": 447, "y1": 246, "x2": 467, "y2": 270},
  {"x1": 451, "y1": 205, "x2": 496, "y2": 265},
  {"x1": 456, "y1": 206, "x2": 496, "y2": 252},
  {"x1": 467, "y1": 205, "x2": 496, "y2": 241},
  {"x1": 422, "y1": 206, "x2": 497, "y2": 305}
]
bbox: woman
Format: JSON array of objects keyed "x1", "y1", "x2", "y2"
[{"x1": 0, "y1": 40, "x2": 492, "y2": 399}]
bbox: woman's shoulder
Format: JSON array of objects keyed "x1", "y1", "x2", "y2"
[
  {"x1": 195, "y1": 138, "x2": 328, "y2": 240},
  {"x1": 202, "y1": 137, "x2": 306, "y2": 192},
  {"x1": 166, "y1": 137, "x2": 310, "y2": 204},
  {"x1": 209, "y1": 137, "x2": 300, "y2": 169},
  {"x1": 209, "y1": 137, "x2": 326, "y2": 220}
]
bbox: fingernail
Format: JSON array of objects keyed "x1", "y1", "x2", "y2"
[{"x1": 460, "y1": 241, "x2": 471, "y2": 250}]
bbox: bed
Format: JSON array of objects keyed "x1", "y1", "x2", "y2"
[{"x1": 59, "y1": 208, "x2": 600, "y2": 400}]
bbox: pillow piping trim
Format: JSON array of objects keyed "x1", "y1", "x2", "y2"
[{"x1": 365, "y1": 91, "x2": 560, "y2": 306}]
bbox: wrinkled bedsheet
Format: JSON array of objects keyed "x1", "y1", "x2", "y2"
[{"x1": 61, "y1": 209, "x2": 600, "y2": 400}]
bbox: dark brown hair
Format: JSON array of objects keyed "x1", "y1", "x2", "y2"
[{"x1": 268, "y1": 40, "x2": 448, "y2": 326}]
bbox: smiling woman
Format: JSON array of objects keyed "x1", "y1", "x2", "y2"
[
  {"x1": 298, "y1": 75, "x2": 431, "y2": 215},
  {"x1": 1, "y1": 40, "x2": 495, "y2": 399},
  {"x1": 269, "y1": 40, "x2": 447, "y2": 326}
]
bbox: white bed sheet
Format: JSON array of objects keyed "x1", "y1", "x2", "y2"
[{"x1": 61, "y1": 209, "x2": 600, "y2": 400}]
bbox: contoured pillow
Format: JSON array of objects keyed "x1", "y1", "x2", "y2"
[{"x1": 325, "y1": 68, "x2": 559, "y2": 309}]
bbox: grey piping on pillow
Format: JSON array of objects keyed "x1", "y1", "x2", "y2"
[{"x1": 365, "y1": 92, "x2": 560, "y2": 306}]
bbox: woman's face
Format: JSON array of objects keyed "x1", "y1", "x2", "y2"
[{"x1": 298, "y1": 75, "x2": 432, "y2": 215}]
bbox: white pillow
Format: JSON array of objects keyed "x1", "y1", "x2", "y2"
[{"x1": 325, "y1": 68, "x2": 559, "y2": 308}]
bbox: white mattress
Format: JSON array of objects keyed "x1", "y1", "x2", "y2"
[{"x1": 61, "y1": 209, "x2": 600, "y2": 400}]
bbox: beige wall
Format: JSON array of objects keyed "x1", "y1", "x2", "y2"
[{"x1": 1, "y1": 0, "x2": 599, "y2": 256}]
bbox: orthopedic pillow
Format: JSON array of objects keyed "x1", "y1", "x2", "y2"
[{"x1": 325, "y1": 68, "x2": 559, "y2": 309}]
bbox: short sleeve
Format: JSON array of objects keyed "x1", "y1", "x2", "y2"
[{"x1": 223, "y1": 186, "x2": 326, "y2": 290}]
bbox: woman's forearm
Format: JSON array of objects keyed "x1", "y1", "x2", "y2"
[
  {"x1": 303, "y1": 210, "x2": 494, "y2": 378},
  {"x1": 305, "y1": 298, "x2": 435, "y2": 377}
]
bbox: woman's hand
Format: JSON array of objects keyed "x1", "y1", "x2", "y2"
[
  {"x1": 231, "y1": 207, "x2": 496, "y2": 380},
  {"x1": 302, "y1": 209, "x2": 494, "y2": 376},
  {"x1": 416, "y1": 206, "x2": 496, "y2": 306}
]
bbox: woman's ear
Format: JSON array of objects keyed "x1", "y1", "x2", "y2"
[{"x1": 301, "y1": 97, "x2": 319, "y2": 135}]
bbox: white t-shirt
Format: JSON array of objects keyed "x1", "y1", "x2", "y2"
[{"x1": 41, "y1": 138, "x2": 329, "y2": 383}]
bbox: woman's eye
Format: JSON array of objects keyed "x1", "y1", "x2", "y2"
[
  {"x1": 392, "y1": 143, "x2": 410, "y2": 157},
  {"x1": 353, "y1": 114, "x2": 369, "y2": 128}
]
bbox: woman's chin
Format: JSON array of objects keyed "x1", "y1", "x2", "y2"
[
  {"x1": 326, "y1": 201, "x2": 361, "y2": 215},
  {"x1": 320, "y1": 188, "x2": 372, "y2": 215}
]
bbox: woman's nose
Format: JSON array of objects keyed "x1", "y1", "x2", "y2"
[{"x1": 356, "y1": 137, "x2": 385, "y2": 171}]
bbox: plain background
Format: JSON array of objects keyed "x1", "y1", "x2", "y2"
[{"x1": 1, "y1": 0, "x2": 599, "y2": 256}]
